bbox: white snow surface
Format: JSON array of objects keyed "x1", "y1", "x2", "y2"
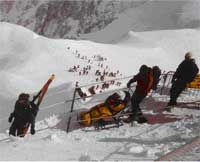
[
  {"x1": 1, "y1": 22, "x2": 200, "y2": 97},
  {"x1": 0, "y1": 22, "x2": 200, "y2": 160}
]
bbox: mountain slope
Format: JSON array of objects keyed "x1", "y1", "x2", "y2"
[
  {"x1": 1, "y1": 0, "x2": 200, "y2": 40},
  {"x1": 0, "y1": 22, "x2": 200, "y2": 98}
]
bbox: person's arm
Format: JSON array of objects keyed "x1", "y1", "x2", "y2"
[
  {"x1": 30, "y1": 114, "x2": 36, "y2": 135},
  {"x1": 127, "y1": 75, "x2": 138, "y2": 88},
  {"x1": 8, "y1": 113, "x2": 14, "y2": 123},
  {"x1": 188, "y1": 62, "x2": 199, "y2": 82},
  {"x1": 30, "y1": 101, "x2": 39, "y2": 116},
  {"x1": 8, "y1": 102, "x2": 18, "y2": 123},
  {"x1": 172, "y1": 61, "x2": 183, "y2": 83},
  {"x1": 29, "y1": 102, "x2": 37, "y2": 135},
  {"x1": 193, "y1": 62, "x2": 199, "y2": 76}
]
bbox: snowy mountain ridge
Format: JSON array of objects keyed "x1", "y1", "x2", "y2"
[
  {"x1": 0, "y1": 0, "x2": 142, "y2": 38},
  {"x1": 1, "y1": 0, "x2": 200, "y2": 40}
]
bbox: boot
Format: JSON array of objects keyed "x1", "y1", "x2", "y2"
[{"x1": 167, "y1": 100, "x2": 177, "y2": 106}]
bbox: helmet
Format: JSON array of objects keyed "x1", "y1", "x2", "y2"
[
  {"x1": 18, "y1": 93, "x2": 29, "y2": 100},
  {"x1": 152, "y1": 66, "x2": 160, "y2": 71},
  {"x1": 185, "y1": 52, "x2": 192, "y2": 60},
  {"x1": 139, "y1": 65, "x2": 148, "y2": 73}
]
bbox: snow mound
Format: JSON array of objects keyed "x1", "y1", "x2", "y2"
[
  {"x1": 0, "y1": 22, "x2": 81, "y2": 97},
  {"x1": 1, "y1": 22, "x2": 200, "y2": 98},
  {"x1": 78, "y1": 153, "x2": 92, "y2": 161},
  {"x1": 129, "y1": 145, "x2": 145, "y2": 154},
  {"x1": 50, "y1": 134, "x2": 62, "y2": 143}
]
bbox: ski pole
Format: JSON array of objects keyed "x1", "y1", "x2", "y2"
[{"x1": 66, "y1": 87, "x2": 77, "y2": 133}]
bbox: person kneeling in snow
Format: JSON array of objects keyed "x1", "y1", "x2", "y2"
[
  {"x1": 126, "y1": 65, "x2": 156, "y2": 123},
  {"x1": 8, "y1": 93, "x2": 37, "y2": 137}
]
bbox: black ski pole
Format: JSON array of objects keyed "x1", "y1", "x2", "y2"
[{"x1": 66, "y1": 87, "x2": 77, "y2": 133}]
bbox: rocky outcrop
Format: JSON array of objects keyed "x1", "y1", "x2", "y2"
[
  {"x1": 0, "y1": 0, "x2": 199, "y2": 40},
  {"x1": 0, "y1": 0, "x2": 145, "y2": 38}
]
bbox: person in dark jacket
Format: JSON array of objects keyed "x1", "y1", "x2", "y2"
[
  {"x1": 126, "y1": 65, "x2": 154, "y2": 122},
  {"x1": 8, "y1": 93, "x2": 37, "y2": 137},
  {"x1": 168, "y1": 52, "x2": 199, "y2": 106}
]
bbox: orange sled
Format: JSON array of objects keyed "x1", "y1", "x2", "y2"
[{"x1": 79, "y1": 91, "x2": 130, "y2": 127}]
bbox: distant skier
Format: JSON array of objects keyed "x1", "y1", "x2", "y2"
[
  {"x1": 167, "y1": 52, "x2": 199, "y2": 106},
  {"x1": 125, "y1": 65, "x2": 154, "y2": 123},
  {"x1": 88, "y1": 86, "x2": 96, "y2": 95},
  {"x1": 8, "y1": 93, "x2": 37, "y2": 137}
]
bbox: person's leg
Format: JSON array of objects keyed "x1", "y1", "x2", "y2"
[
  {"x1": 130, "y1": 93, "x2": 146, "y2": 119},
  {"x1": 17, "y1": 120, "x2": 28, "y2": 137},
  {"x1": 169, "y1": 81, "x2": 186, "y2": 106},
  {"x1": 131, "y1": 93, "x2": 142, "y2": 114},
  {"x1": 168, "y1": 82, "x2": 178, "y2": 105}
]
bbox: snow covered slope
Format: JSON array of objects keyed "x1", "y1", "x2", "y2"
[
  {"x1": 0, "y1": 22, "x2": 200, "y2": 98},
  {"x1": 0, "y1": 98, "x2": 200, "y2": 161},
  {"x1": 81, "y1": 0, "x2": 200, "y2": 43},
  {"x1": 0, "y1": 22, "x2": 200, "y2": 161}
]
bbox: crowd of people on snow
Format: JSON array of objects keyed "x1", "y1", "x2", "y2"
[
  {"x1": 67, "y1": 48, "x2": 123, "y2": 96},
  {"x1": 8, "y1": 51, "x2": 199, "y2": 136}
]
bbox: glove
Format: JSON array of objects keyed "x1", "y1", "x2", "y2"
[
  {"x1": 30, "y1": 127, "x2": 35, "y2": 135},
  {"x1": 8, "y1": 114, "x2": 13, "y2": 123}
]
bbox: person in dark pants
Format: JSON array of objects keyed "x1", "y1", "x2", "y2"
[
  {"x1": 8, "y1": 93, "x2": 37, "y2": 137},
  {"x1": 168, "y1": 52, "x2": 199, "y2": 106},
  {"x1": 151, "y1": 66, "x2": 161, "y2": 91},
  {"x1": 126, "y1": 65, "x2": 154, "y2": 122}
]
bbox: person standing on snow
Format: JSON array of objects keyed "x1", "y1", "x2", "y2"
[
  {"x1": 167, "y1": 52, "x2": 199, "y2": 106},
  {"x1": 125, "y1": 65, "x2": 154, "y2": 123},
  {"x1": 8, "y1": 93, "x2": 37, "y2": 137}
]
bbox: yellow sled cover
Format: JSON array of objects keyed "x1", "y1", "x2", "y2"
[
  {"x1": 79, "y1": 91, "x2": 130, "y2": 126},
  {"x1": 187, "y1": 74, "x2": 200, "y2": 89}
]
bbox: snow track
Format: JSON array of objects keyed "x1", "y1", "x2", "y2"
[
  {"x1": 102, "y1": 124, "x2": 163, "y2": 161},
  {"x1": 157, "y1": 136, "x2": 200, "y2": 161},
  {"x1": 0, "y1": 84, "x2": 200, "y2": 160}
]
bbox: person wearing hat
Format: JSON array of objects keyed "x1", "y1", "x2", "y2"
[
  {"x1": 168, "y1": 52, "x2": 199, "y2": 106},
  {"x1": 8, "y1": 93, "x2": 36, "y2": 137},
  {"x1": 126, "y1": 65, "x2": 154, "y2": 123}
]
